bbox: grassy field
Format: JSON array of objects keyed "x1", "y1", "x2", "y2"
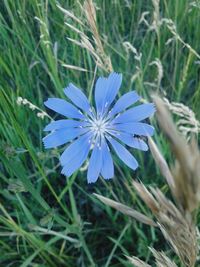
[{"x1": 0, "y1": 0, "x2": 200, "y2": 266}]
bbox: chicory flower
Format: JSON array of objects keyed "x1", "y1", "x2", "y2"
[{"x1": 43, "y1": 72, "x2": 155, "y2": 183}]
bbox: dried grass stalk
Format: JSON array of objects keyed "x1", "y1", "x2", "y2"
[
  {"x1": 61, "y1": 63, "x2": 88, "y2": 72},
  {"x1": 152, "y1": 95, "x2": 200, "y2": 213},
  {"x1": 83, "y1": 0, "x2": 113, "y2": 72},
  {"x1": 150, "y1": 248, "x2": 178, "y2": 267},
  {"x1": 132, "y1": 181, "x2": 159, "y2": 214},
  {"x1": 164, "y1": 97, "x2": 200, "y2": 138},
  {"x1": 94, "y1": 193, "x2": 156, "y2": 226},
  {"x1": 159, "y1": 222, "x2": 197, "y2": 267},
  {"x1": 132, "y1": 95, "x2": 199, "y2": 266},
  {"x1": 58, "y1": 1, "x2": 112, "y2": 72},
  {"x1": 149, "y1": 0, "x2": 161, "y2": 33},
  {"x1": 133, "y1": 181, "x2": 198, "y2": 267},
  {"x1": 149, "y1": 58, "x2": 163, "y2": 88},
  {"x1": 148, "y1": 137, "x2": 175, "y2": 192},
  {"x1": 126, "y1": 255, "x2": 151, "y2": 267}
]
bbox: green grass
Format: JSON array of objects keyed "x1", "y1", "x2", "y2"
[{"x1": 0, "y1": 0, "x2": 200, "y2": 266}]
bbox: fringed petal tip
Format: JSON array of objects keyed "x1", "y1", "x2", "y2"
[{"x1": 42, "y1": 138, "x2": 52, "y2": 149}]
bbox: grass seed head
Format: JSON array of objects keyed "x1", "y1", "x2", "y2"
[{"x1": 152, "y1": 95, "x2": 200, "y2": 213}]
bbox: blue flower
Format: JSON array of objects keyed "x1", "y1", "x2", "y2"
[{"x1": 43, "y1": 72, "x2": 155, "y2": 183}]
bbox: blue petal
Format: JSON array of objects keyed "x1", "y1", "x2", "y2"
[
  {"x1": 100, "y1": 138, "x2": 114, "y2": 179},
  {"x1": 44, "y1": 98, "x2": 85, "y2": 119},
  {"x1": 61, "y1": 139, "x2": 91, "y2": 177},
  {"x1": 107, "y1": 136, "x2": 138, "y2": 170},
  {"x1": 112, "y1": 103, "x2": 155, "y2": 123},
  {"x1": 87, "y1": 142, "x2": 102, "y2": 183},
  {"x1": 44, "y1": 119, "x2": 87, "y2": 132},
  {"x1": 107, "y1": 131, "x2": 148, "y2": 151},
  {"x1": 95, "y1": 77, "x2": 108, "y2": 115},
  {"x1": 107, "y1": 91, "x2": 140, "y2": 118},
  {"x1": 112, "y1": 122, "x2": 154, "y2": 136},
  {"x1": 104, "y1": 72, "x2": 122, "y2": 109},
  {"x1": 43, "y1": 128, "x2": 88, "y2": 148},
  {"x1": 64, "y1": 83, "x2": 91, "y2": 113},
  {"x1": 95, "y1": 72, "x2": 122, "y2": 115},
  {"x1": 60, "y1": 132, "x2": 92, "y2": 167}
]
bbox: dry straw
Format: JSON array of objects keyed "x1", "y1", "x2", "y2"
[
  {"x1": 164, "y1": 97, "x2": 200, "y2": 139},
  {"x1": 95, "y1": 96, "x2": 200, "y2": 267},
  {"x1": 57, "y1": 0, "x2": 112, "y2": 72}
]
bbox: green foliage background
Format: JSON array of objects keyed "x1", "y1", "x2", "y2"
[{"x1": 0, "y1": 0, "x2": 200, "y2": 266}]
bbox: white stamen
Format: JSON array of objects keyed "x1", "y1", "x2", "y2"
[{"x1": 90, "y1": 117, "x2": 108, "y2": 135}]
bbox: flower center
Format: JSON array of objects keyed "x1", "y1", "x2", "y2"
[{"x1": 90, "y1": 118, "x2": 107, "y2": 135}]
